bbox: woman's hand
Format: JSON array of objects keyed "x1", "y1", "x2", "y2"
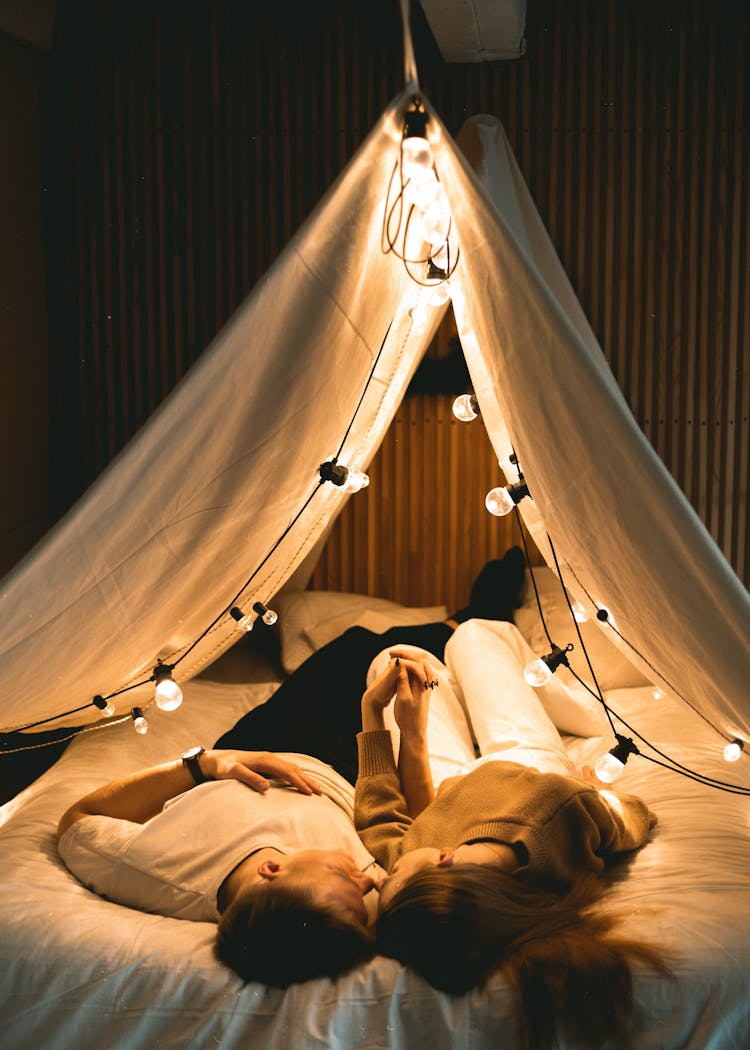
[
  {"x1": 390, "y1": 651, "x2": 434, "y2": 744},
  {"x1": 201, "y1": 750, "x2": 323, "y2": 795}
]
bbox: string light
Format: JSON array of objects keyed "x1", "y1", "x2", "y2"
[
  {"x1": 252, "y1": 601, "x2": 278, "y2": 626},
  {"x1": 594, "y1": 735, "x2": 639, "y2": 784},
  {"x1": 452, "y1": 393, "x2": 479, "y2": 422},
  {"x1": 92, "y1": 694, "x2": 116, "y2": 717},
  {"x1": 152, "y1": 663, "x2": 183, "y2": 712},
  {"x1": 319, "y1": 459, "x2": 370, "y2": 493},
  {"x1": 595, "y1": 606, "x2": 618, "y2": 628},
  {"x1": 415, "y1": 187, "x2": 451, "y2": 247},
  {"x1": 381, "y1": 96, "x2": 460, "y2": 287},
  {"x1": 723, "y1": 739, "x2": 744, "y2": 763},
  {"x1": 230, "y1": 607, "x2": 254, "y2": 632},
  {"x1": 400, "y1": 104, "x2": 432, "y2": 181},
  {"x1": 485, "y1": 481, "x2": 530, "y2": 517},
  {"x1": 131, "y1": 707, "x2": 149, "y2": 735},
  {"x1": 523, "y1": 642, "x2": 573, "y2": 687},
  {"x1": 652, "y1": 686, "x2": 666, "y2": 700}
]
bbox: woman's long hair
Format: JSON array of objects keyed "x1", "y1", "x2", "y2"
[{"x1": 376, "y1": 865, "x2": 669, "y2": 1050}]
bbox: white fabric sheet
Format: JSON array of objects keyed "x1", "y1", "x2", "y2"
[{"x1": 2, "y1": 653, "x2": 750, "y2": 1049}]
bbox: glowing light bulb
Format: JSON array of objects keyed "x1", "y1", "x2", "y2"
[
  {"x1": 319, "y1": 460, "x2": 369, "y2": 493},
  {"x1": 571, "y1": 601, "x2": 589, "y2": 623},
  {"x1": 401, "y1": 135, "x2": 433, "y2": 180},
  {"x1": 230, "y1": 606, "x2": 254, "y2": 632},
  {"x1": 404, "y1": 168, "x2": 439, "y2": 207},
  {"x1": 415, "y1": 190, "x2": 451, "y2": 246},
  {"x1": 594, "y1": 751, "x2": 625, "y2": 784},
  {"x1": 155, "y1": 677, "x2": 183, "y2": 711},
  {"x1": 523, "y1": 644, "x2": 570, "y2": 688},
  {"x1": 253, "y1": 601, "x2": 278, "y2": 626},
  {"x1": 341, "y1": 468, "x2": 370, "y2": 494},
  {"x1": 93, "y1": 694, "x2": 116, "y2": 717},
  {"x1": 425, "y1": 281, "x2": 451, "y2": 307},
  {"x1": 132, "y1": 707, "x2": 149, "y2": 735},
  {"x1": 594, "y1": 735, "x2": 638, "y2": 783},
  {"x1": 524, "y1": 658, "x2": 552, "y2": 687},
  {"x1": 724, "y1": 739, "x2": 744, "y2": 762},
  {"x1": 652, "y1": 686, "x2": 665, "y2": 700},
  {"x1": 452, "y1": 394, "x2": 478, "y2": 422},
  {"x1": 485, "y1": 486, "x2": 515, "y2": 517}
]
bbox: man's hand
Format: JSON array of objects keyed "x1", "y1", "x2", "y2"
[
  {"x1": 201, "y1": 750, "x2": 322, "y2": 796},
  {"x1": 361, "y1": 657, "x2": 402, "y2": 713}
]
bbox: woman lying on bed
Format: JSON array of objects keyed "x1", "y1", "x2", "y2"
[{"x1": 355, "y1": 618, "x2": 667, "y2": 1050}]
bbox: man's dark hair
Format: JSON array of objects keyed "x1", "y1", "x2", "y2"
[{"x1": 215, "y1": 881, "x2": 375, "y2": 987}]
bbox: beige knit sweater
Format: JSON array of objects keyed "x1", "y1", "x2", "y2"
[{"x1": 355, "y1": 730, "x2": 656, "y2": 889}]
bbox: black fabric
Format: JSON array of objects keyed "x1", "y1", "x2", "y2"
[
  {"x1": 452, "y1": 546, "x2": 525, "y2": 624},
  {"x1": 213, "y1": 623, "x2": 454, "y2": 785}
]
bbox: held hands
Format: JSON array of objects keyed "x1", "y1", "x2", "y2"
[
  {"x1": 200, "y1": 750, "x2": 323, "y2": 796},
  {"x1": 361, "y1": 650, "x2": 435, "y2": 742}
]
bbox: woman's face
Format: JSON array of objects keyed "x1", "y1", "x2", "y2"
[{"x1": 376, "y1": 841, "x2": 517, "y2": 911}]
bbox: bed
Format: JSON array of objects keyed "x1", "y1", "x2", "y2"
[{"x1": 2, "y1": 572, "x2": 750, "y2": 1049}]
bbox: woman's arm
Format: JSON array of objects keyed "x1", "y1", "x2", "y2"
[
  {"x1": 360, "y1": 653, "x2": 436, "y2": 816},
  {"x1": 57, "y1": 750, "x2": 322, "y2": 837},
  {"x1": 391, "y1": 658, "x2": 435, "y2": 817}
]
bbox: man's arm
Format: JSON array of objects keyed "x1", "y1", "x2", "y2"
[{"x1": 57, "y1": 749, "x2": 322, "y2": 838}]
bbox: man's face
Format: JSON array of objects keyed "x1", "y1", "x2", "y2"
[{"x1": 260, "y1": 849, "x2": 378, "y2": 925}]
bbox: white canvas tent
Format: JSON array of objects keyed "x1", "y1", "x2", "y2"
[{"x1": 0, "y1": 15, "x2": 748, "y2": 755}]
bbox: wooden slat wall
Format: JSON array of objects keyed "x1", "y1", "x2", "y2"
[
  {"x1": 310, "y1": 394, "x2": 531, "y2": 611},
  {"x1": 40, "y1": 0, "x2": 749, "y2": 601}
]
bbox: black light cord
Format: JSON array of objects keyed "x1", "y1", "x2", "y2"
[
  {"x1": 173, "y1": 478, "x2": 326, "y2": 670},
  {"x1": 176, "y1": 314, "x2": 396, "y2": 669},
  {"x1": 544, "y1": 526, "x2": 617, "y2": 737},
  {"x1": 510, "y1": 504, "x2": 749, "y2": 793},
  {"x1": 0, "y1": 715, "x2": 133, "y2": 756},
  {"x1": 559, "y1": 558, "x2": 724, "y2": 738}
]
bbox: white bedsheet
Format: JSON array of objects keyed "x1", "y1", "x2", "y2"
[{"x1": 2, "y1": 676, "x2": 750, "y2": 1049}]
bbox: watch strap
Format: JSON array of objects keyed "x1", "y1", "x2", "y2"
[{"x1": 182, "y1": 747, "x2": 212, "y2": 784}]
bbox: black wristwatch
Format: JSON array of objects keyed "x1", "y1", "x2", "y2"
[{"x1": 181, "y1": 746, "x2": 213, "y2": 785}]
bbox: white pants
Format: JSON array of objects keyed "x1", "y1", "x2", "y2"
[{"x1": 366, "y1": 619, "x2": 577, "y2": 789}]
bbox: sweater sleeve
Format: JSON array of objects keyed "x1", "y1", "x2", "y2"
[
  {"x1": 354, "y1": 730, "x2": 412, "y2": 872},
  {"x1": 593, "y1": 788, "x2": 657, "y2": 852},
  {"x1": 537, "y1": 785, "x2": 656, "y2": 887}
]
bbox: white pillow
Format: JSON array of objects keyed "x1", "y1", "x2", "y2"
[
  {"x1": 514, "y1": 568, "x2": 650, "y2": 692},
  {"x1": 272, "y1": 590, "x2": 448, "y2": 673}
]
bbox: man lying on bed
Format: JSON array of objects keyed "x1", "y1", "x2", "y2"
[{"x1": 57, "y1": 549, "x2": 527, "y2": 988}]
